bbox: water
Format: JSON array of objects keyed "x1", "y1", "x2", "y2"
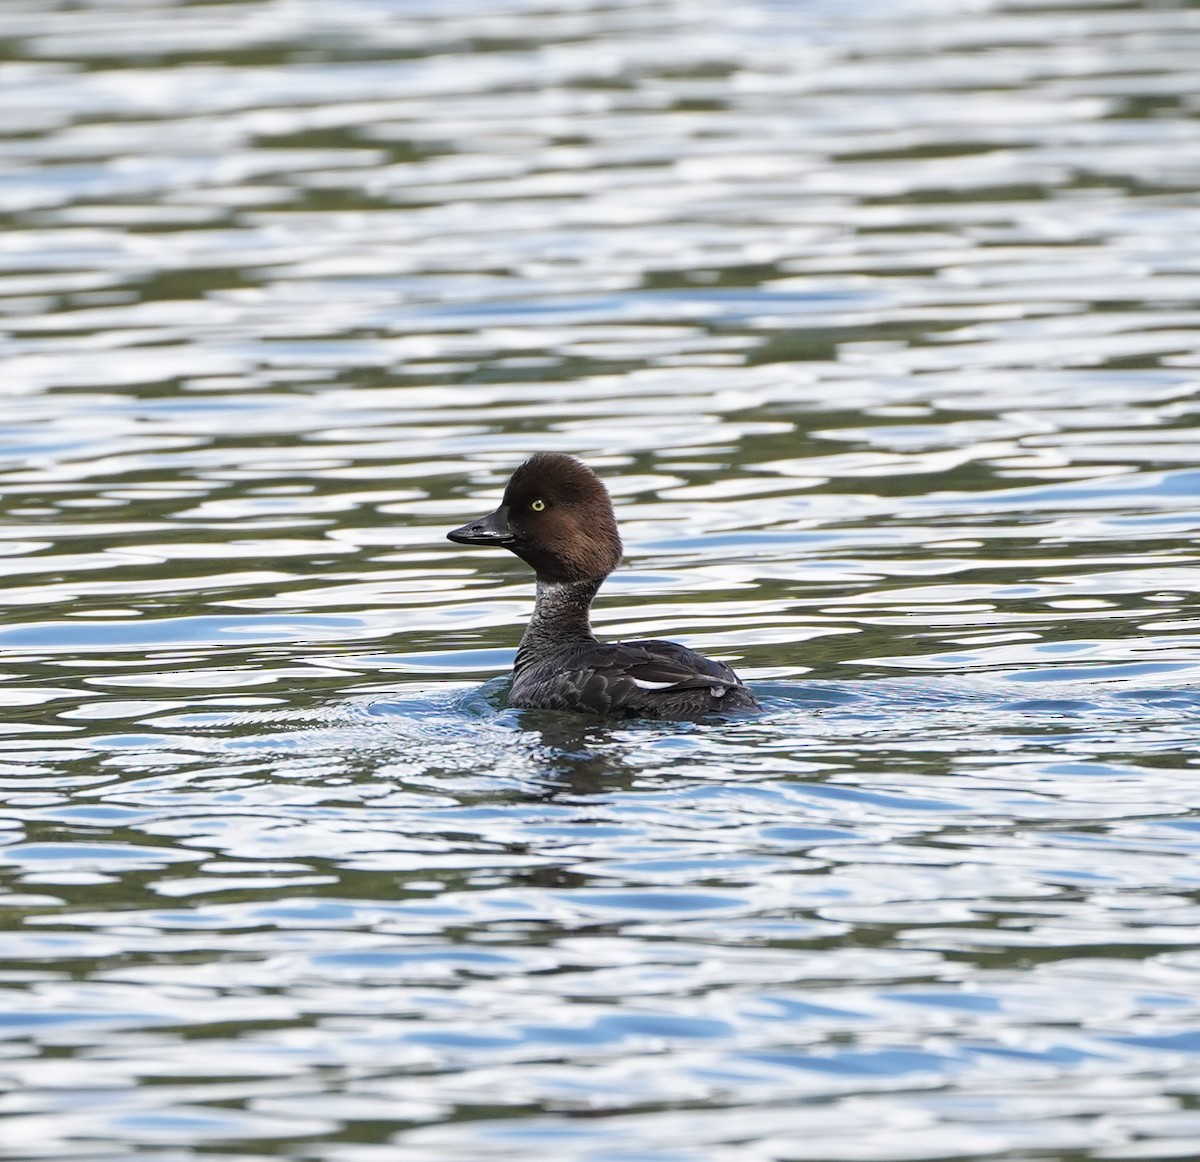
[{"x1": 2, "y1": 0, "x2": 1200, "y2": 1158}]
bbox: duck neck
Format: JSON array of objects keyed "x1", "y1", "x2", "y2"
[{"x1": 516, "y1": 576, "x2": 602, "y2": 667}]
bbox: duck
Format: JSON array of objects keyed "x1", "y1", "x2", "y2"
[{"x1": 447, "y1": 453, "x2": 759, "y2": 719}]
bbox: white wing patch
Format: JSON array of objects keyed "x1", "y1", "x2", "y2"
[{"x1": 631, "y1": 677, "x2": 678, "y2": 690}]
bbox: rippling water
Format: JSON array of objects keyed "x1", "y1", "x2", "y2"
[{"x1": 3, "y1": 0, "x2": 1200, "y2": 1158}]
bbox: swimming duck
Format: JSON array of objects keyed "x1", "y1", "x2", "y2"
[{"x1": 447, "y1": 453, "x2": 758, "y2": 718}]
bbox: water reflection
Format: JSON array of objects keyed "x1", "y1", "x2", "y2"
[{"x1": 3, "y1": 0, "x2": 1200, "y2": 1158}]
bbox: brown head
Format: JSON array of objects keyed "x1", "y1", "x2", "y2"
[{"x1": 447, "y1": 453, "x2": 623, "y2": 584}]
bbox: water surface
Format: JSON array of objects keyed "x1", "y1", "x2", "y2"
[{"x1": 2, "y1": 1, "x2": 1200, "y2": 1159}]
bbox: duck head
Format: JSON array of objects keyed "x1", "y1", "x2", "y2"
[{"x1": 448, "y1": 452, "x2": 623, "y2": 584}]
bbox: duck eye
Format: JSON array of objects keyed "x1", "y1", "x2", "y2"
[{"x1": 530, "y1": 499, "x2": 545, "y2": 512}]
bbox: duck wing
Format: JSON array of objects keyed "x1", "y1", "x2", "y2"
[
  {"x1": 607, "y1": 639, "x2": 744, "y2": 692},
  {"x1": 512, "y1": 638, "x2": 749, "y2": 715}
]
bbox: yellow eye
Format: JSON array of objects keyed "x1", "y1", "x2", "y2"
[{"x1": 531, "y1": 499, "x2": 545, "y2": 512}]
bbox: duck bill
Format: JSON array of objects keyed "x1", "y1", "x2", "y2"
[{"x1": 447, "y1": 506, "x2": 515, "y2": 547}]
